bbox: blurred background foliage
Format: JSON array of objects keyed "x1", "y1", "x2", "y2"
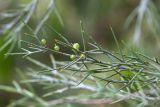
[{"x1": 0, "y1": 0, "x2": 160, "y2": 106}]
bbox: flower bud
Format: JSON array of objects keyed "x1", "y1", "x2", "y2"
[
  {"x1": 80, "y1": 54, "x2": 85, "y2": 59},
  {"x1": 70, "y1": 55, "x2": 76, "y2": 60},
  {"x1": 73, "y1": 43, "x2": 80, "y2": 50},
  {"x1": 41, "y1": 39, "x2": 46, "y2": 45},
  {"x1": 54, "y1": 44, "x2": 60, "y2": 51}
]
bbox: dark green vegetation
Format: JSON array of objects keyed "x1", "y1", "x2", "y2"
[{"x1": 0, "y1": 0, "x2": 160, "y2": 107}]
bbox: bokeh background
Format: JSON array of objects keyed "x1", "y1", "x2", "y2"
[{"x1": 0, "y1": 0, "x2": 160, "y2": 106}]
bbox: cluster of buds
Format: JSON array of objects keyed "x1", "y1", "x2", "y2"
[
  {"x1": 70, "y1": 43, "x2": 86, "y2": 60},
  {"x1": 41, "y1": 38, "x2": 85, "y2": 60}
]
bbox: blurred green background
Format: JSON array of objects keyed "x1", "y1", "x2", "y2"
[{"x1": 0, "y1": 0, "x2": 160, "y2": 106}]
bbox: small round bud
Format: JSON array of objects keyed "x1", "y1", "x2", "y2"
[
  {"x1": 80, "y1": 54, "x2": 86, "y2": 59},
  {"x1": 70, "y1": 55, "x2": 76, "y2": 60},
  {"x1": 54, "y1": 45, "x2": 60, "y2": 51},
  {"x1": 41, "y1": 39, "x2": 46, "y2": 45},
  {"x1": 73, "y1": 43, "x2": 80, "y2": 50}
]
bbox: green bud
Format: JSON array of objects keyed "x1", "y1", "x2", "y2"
[
  {"x1": 73, "y1": 43, "x2": 80, "y2": 50},
  {"x1": 41, "y1": 39, "x2": 46, "y2": 45},
  {"x1": 80, "y1": 54, "x2": 85, "y2": 59},
  {"x1": 70, "y1": 55, "x2": 76, "y2": 60},
  {"x1": 54, "y1": 45, "x2": 60, "y2": 51}
]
